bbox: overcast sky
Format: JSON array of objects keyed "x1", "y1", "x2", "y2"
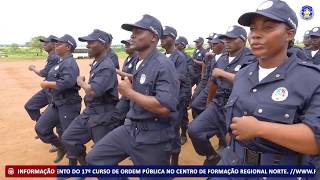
[{"x1": 1, "y1": 0, "x2": 319, "y2": 46}]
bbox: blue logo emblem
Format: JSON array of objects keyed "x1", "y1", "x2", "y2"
[{"x1": 300, "y1": 5, "x2": 314, "y2": 20}]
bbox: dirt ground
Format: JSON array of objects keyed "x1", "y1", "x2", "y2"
[{"x1": 0, "y1": 58, "x2": 218, "y2": 180}]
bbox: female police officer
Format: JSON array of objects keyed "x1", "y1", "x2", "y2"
[
  {"x1": 35, "y1": 34, "x2": 82, "y2": 164},
  {"x1": 212, "y1": 0, "x2": 320, "y2": 180}
]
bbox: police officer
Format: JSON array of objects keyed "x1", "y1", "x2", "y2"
[
  {"x1": 35, "y1": 34, "x2": 82, "y2": 164},
  {"x1": 190, "y1": 34, "x2": 225, "y2": 118},
  {"x1": 175, "y1": 36, "x2": 193, "y2": 145},
  {"x1": 160, "y1": 26, "x2": 188, "y2": 165},
  {"x1": 111, "y1": 39, "x2": 139, "y2": 126},
  {"x1": 191, "y1": 37, "x2": 207, "y2": 87},
  {"x1": 303, "y1": 30, "x2": 312, "y2": 50},
  {"x1": 61, "y1": 29, "x2": 119, "y2": 166},
  {"x1": 25, "y1": 35, "x2": 60, "y2": 152},
  {"x1": 86, "y1": 14, "x2": 179, "y2": 180},
  {"x1": 211, "y1": 1, "x2": 320, "y2": 180},
  {"x1": 188, "y1": 25, "x2": 256, "y2": 165},
  {"x1": 305, "y1": 27, "x2": 320, "y2": 64}
]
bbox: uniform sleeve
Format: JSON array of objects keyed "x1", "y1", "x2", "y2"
[
  {"x1": 155, "y1": 61, "x2": 179, "y2": 112},
  {"x1": 39, "y1": 55, "x2": 59, "y2": 77},
  {"x1": 90, "y1": 67, "x2": 116, "y2": 97},
  {"x1": 175, "y1": 56, "x2": 188, "y2": 84},
  {"x1": 303, "y1": 85, "x2": 320, "y2": 145},
  {"x1": 55, "y1": 61, "x2": 78, "y2": 92},
  {"x1": 111, "y1": 53, "x2": 119, "y2": 69}
]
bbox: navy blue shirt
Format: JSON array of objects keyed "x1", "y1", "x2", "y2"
[
  {"x1": 181, "y1": 51, "x2": 193, "y2": 97},
  {"x1": 46, "y1": 54, "x2": 81, "y2": 105},
  {"x1": 166, "y1": 49, "x2": 188, "y2": 99},
  {"x1": 107, "y1": 49, "x2": 120, "y2": 69},
  {"x1": 39, "y1": 52, "x2": 60, "y2": 79},
  {"x1": 226, "y1": 54, "x2": 320, "y2": 154},
  {"x1": 304, "y1": 49, "x2": 320, "y2": 65},
  {"x1": 214, "y1": 47, "x2": 256, "y2": 96},
  {"x1": 287, "y1": 45, "x2": 309, "y2": 61},
  {"x1": 126, "y1": 48, "x2": 179, "y2": 120},
  {"x1": 122, "y1": 53, "x2": 139, "y2": 74},
  {"x1": 192, "y1": 47, "x2": 207, "y2": 75},
  {"x1": 84, "y1": 54, "x2": 119, "y2": 109}
]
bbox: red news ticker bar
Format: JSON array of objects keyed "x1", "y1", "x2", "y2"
[{"x1": 5, "y1": 165, "x2": 57, "y2": 177}]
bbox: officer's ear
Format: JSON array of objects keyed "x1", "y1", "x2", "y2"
[{"x1": 286, "y1": 28, "x2": 296, "y2": 43}]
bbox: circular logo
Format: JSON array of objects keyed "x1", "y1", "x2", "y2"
[
  {"x1": 140, "y1": 74, "x2": 146, "y2": 84},
  {"x1": 271, "y1": 87, "x2": 288, "y2": 102},
  {"x1": 54, "y1": 65, "x2": 59, "y2": 70},
  {"x1": 257, "y1": 1, "x2": 273, "y2": 10},
  {"x1": 7, "y1": 168, "x2": 14, "y2": 175},
  {"x1": 312, "y1": 27, "x2": 319, "y2": 32},
  {"x1": 300, "y1": 5, "x2": 314, "y2": 20},
  {"x1": 234, "y1": 65, "x2": 242, "y2": 72}
]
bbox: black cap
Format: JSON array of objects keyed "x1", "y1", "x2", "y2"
[
  {"x1": 121, "y1": 14, "x2": 163, "y2": 38},
  {"x1": 78, "y1": 29, "x2": 112, "y2": 44},
  {"x1": 309, "y1": 27, "x2": 320, "y2": 37},
  {"x1": 52, "y1": 34, "x2": 77, "y2": 50},
  {"x1": 162, "y1": 26, "x2": 177, "y2": 39},
  {"x1": 39, "y1": 35, "x2": 57, "y2": 43},
  {"x1": 176, "y1": 36, "x2": 188, "y2": 46},
  {"x1": 206, "y1": 33, "x2": 216, "y2": 40},
  {"x1": 209, "y1": 34, "x2": 223, "y2": 44},
  {"x1": 220, "y1": 25, "x2": 247, "y2": 41},
  {"x1": 194, "y1": 37, "x2": 204, "y2": 43},
  {"x1": 304, "y1": 30, "x2": 311, "y2": 38},
  {"x1": 238, "y1": 0, "x2": 298, "y2": 30}
]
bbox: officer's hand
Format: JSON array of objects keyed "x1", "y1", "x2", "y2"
[
  {"x1": 205, "y1": 52, "x2": 215, "y2": 58},
  {"x1": 230, "y1": 116, "x2": 262, "y2": 141},
  {"x1": 119, "y1": 77, "x2": 133, "y2": 97},
  {"x1": 28, "y1": 65, "x2": 36, "y2": 71},
  {"x1": 212, "y1": 68, "x2": 224, "y2": 78}
]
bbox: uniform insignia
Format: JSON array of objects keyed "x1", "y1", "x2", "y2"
[
  {"x1": 257, "y1": 0, "x2": 273, "y2": 10},
  {"x1": 91, "y1": 73, "x2": 94, "y2": 77},
  {"x1": 128, "y1": 63, "x2": 132, "y2": 69},
  {"x1": 227, "y1": 26, "x2": 234, "y2": 32},
  {"x1": 234, "y1": 65, "x2": 241, "y2": 72},
  {"x1": 140, "y1": 74, "x2": 146, "y2": 84},
  {"x1": 300, "y1": 5, "x2": 314, "y2": 20},
  {"x1": 54, "y1": 65, "x2": 59, "y2": 70},
  {"x1": 198, "y1": 53, "x2": 201, "y2": 57},
  {"x1": 271, "y1": 87, "x2": 288, "y2": 102}
]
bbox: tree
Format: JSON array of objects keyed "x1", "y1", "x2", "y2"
[
  {"x1": 26, "y1": 36, "x2": 45, "y2": 56},
  {"x1": 9, "y1": 43, "x2": 19, "y2": 54}
]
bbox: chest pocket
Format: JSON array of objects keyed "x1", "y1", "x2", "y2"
[
  {"x1": 253, "y1": 103, "x2": 297, "y2": 124},
  {"x1": 134, "y1": 72, "x2": 155, "y2": 96}
]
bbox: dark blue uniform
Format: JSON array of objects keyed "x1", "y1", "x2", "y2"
[
  {"x1": 86, "y1": 48, "x2": 179, "y2": 176},
  {"x1": 24, "y1": 52, "x2": 60, "y2": 121},
  {"x1": 166, "y1": 49, "x2": 188, "y2": 156},
  {"x1": 188, "y1": 48, "x2": 256, "y2": 158},
  {"x1": 212, "y1": 53, "x2": 320, "y2": 180},
  {"x1": 191, "y1": 47, "x2": 207, "y2": 86},
  {"x1": 304, "y1": 49, "x2": 320, "y2": 64},
  {"x1": 62, "y1": 53, "x2": 119, "y2": 160},
  {"x1": 191, "y1": 52, "x2": 222, "y2": 118},
  {"x1": 35, "y1": 54, "x2": 82, "y2": 148},
  {"x1": 111, "y1": 53, "x2": 139, "y2": 125},
  {"x1": 108, "y1": 49, "x2": 120, "y2": 69}
]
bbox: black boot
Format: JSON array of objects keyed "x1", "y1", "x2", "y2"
[
  {"x1": 170, "y1": 153, "x2": 179, "y2": 165},
  {"x1": 49, "y1": 145, "x2": 58, "y2": 153},
  {"x1": 203, "y1": 154, "x2": 220, "y2": 165},
  {"x1": 69, "y1": 158, "x2": 77, "y2": 165},
  {"x1": 53, "y1": 145, "x2": 66, "y2": 163},
  {"x1": 77, "y1": 154, "x2": 87, "y2": 165}
]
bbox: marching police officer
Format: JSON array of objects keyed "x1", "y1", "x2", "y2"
[
  {"x1": 303, "y1": 30, "x2": 312, "y2": 50},
  {"x1": 212, "y1": 1, "x2": 320, "y2": 180},
  {"x1": 305, "y1": 27, "x2": 320, "y2": 64},
  {"x1": 35, "y1": 34, "x2": 82, "y2": 164},
  {"x1": 111, "y1": 39, "x2": 139, "y2": 126},
  {"x1": 62, "y1": 29, "x2": 119, "y2": 166},
  {"x1": 86, "y1": 14, "x2": 179, "y2": 180},
  {"x1": 175, "y1": 36, "x2": 193, "y2": 145},
  {"x1": 191, "y1": 37, "x2": 207, "y2": 87},
  {"x1": 188, "y1": 25, "x2": 256, "y2": 165},
  {"x1": 191, "y1": 34, "x2": 225, "y2": 118},
  {"x1": 25, "y1": 35, "x2": 60, "y2": 152},
  {"x1": 160, "y1": 26, "x2": 188, "y2": 165}
]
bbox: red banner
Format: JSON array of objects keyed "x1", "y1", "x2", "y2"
[{"x1": 5, "y1": 165, "x2": 57, "y2": 177}]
